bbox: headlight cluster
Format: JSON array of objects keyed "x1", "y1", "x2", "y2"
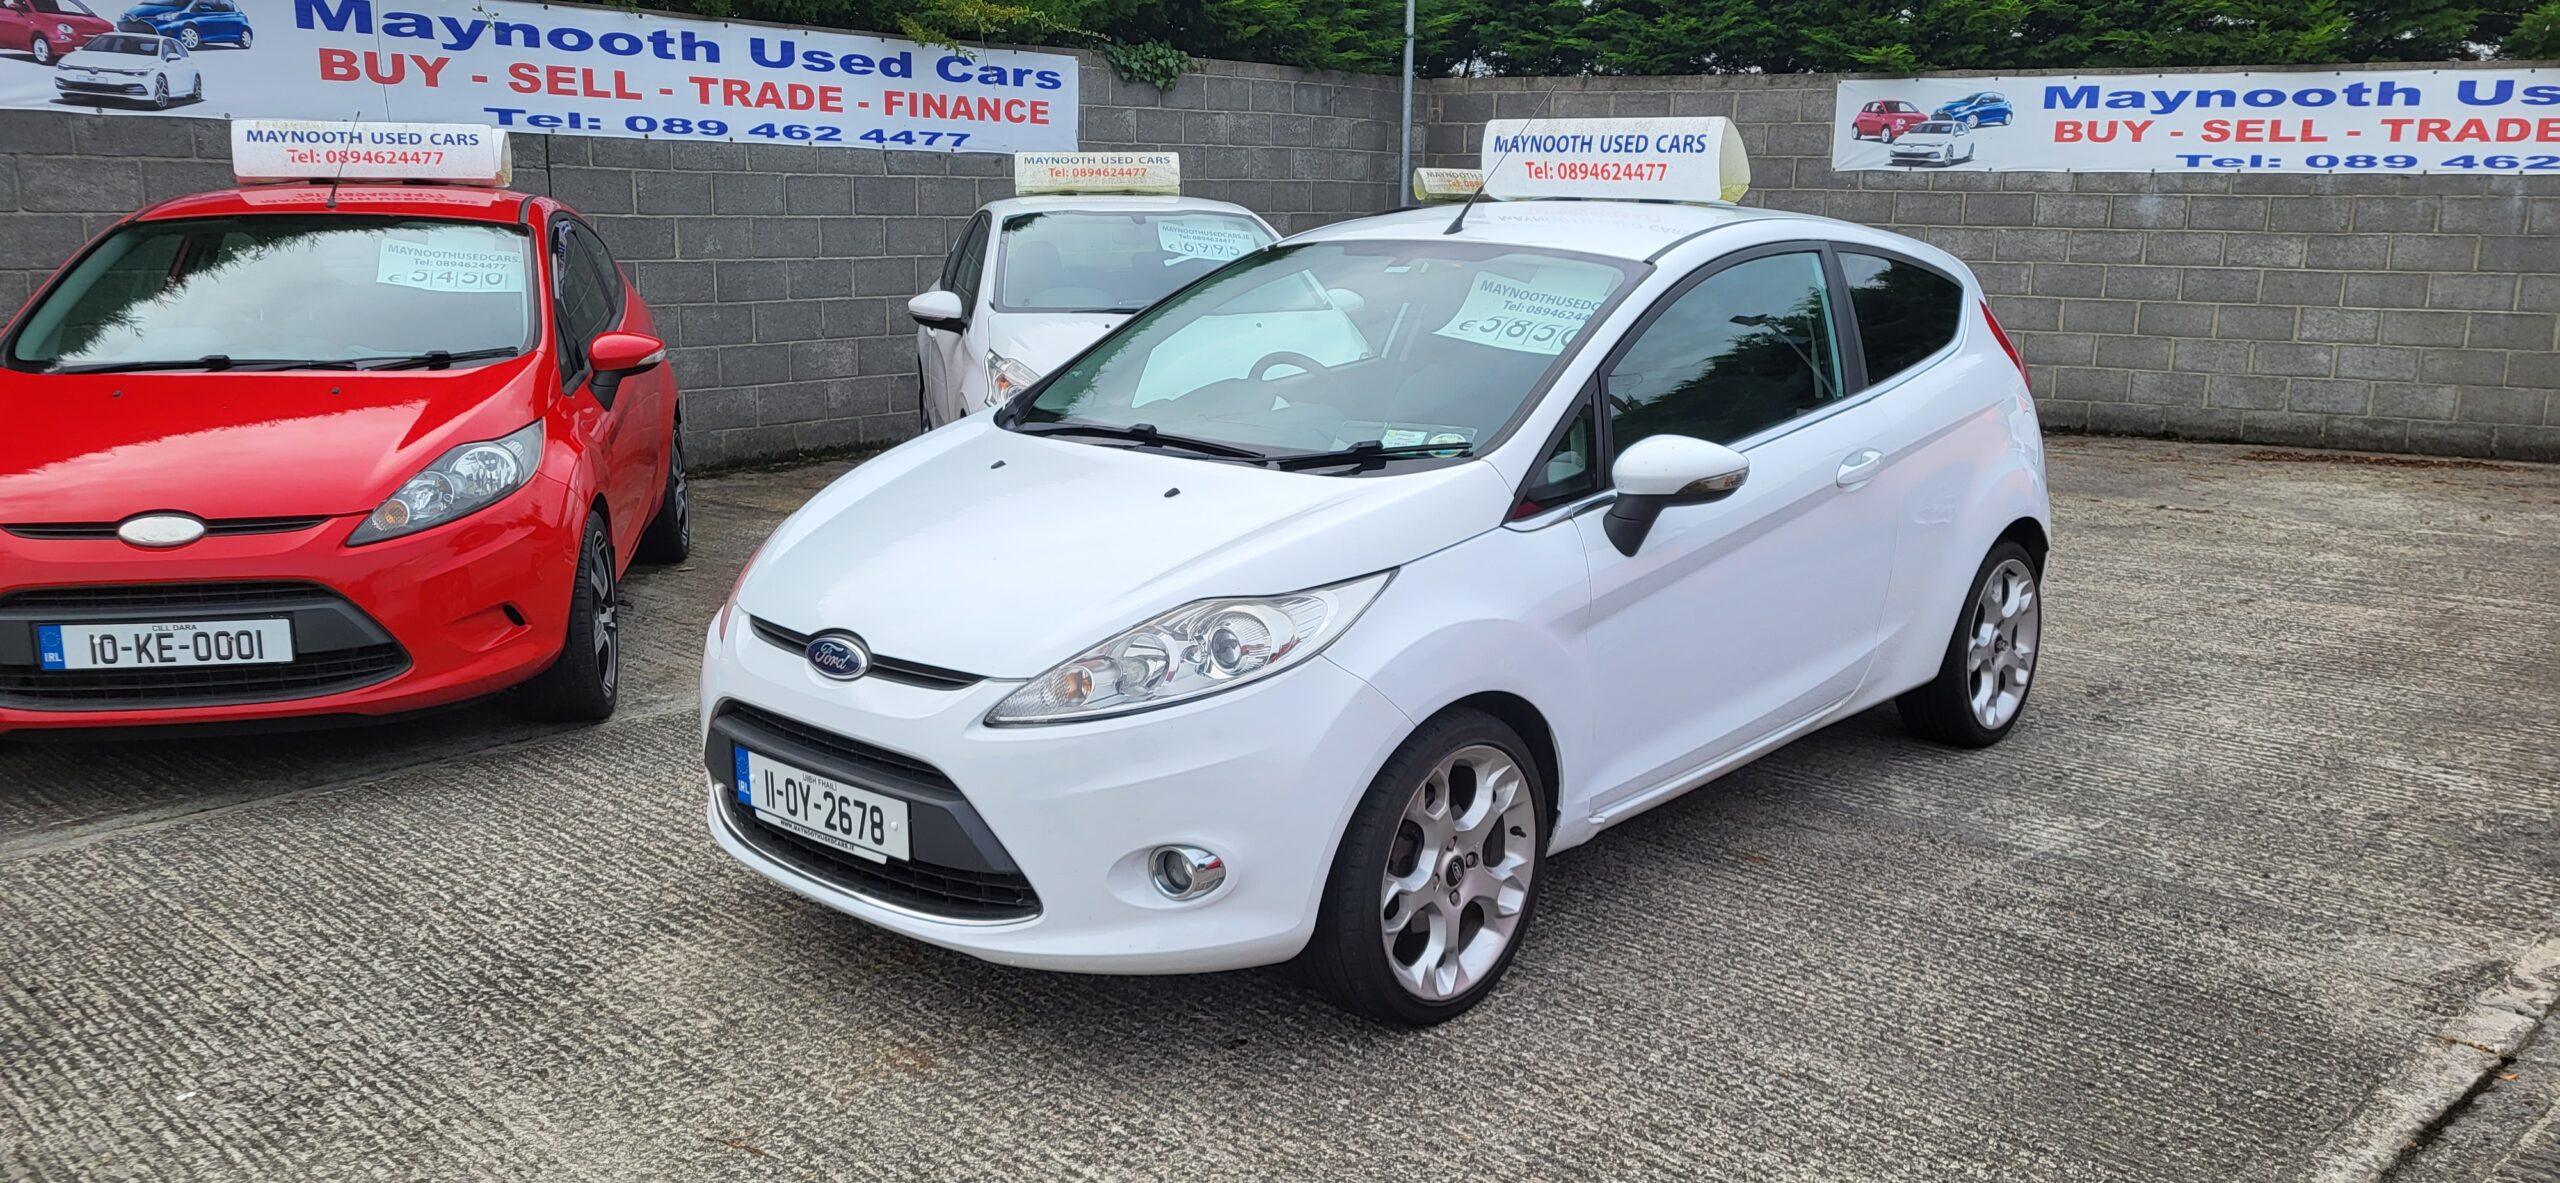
[
  {"x1": 987, "y1": 572, "x2": 1391, "y2": 725},
  {"x1": 985, "y1": 353, "x2": 1039, "y2": 408},
  {"x1": 348, "y1": 420, "x2": 543, "y2": 545}
]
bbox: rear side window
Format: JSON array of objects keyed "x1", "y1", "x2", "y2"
[{"x1": 1839, "y1": 252, "x2": 1962, "y2": 383}]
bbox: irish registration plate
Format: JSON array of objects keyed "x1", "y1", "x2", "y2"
[
  {"x1": 38, "y1": 618, "x2": 294, "y2": 671},
  {"x1": 735, "y1": 747, "x2": 911, "y2": 863}
]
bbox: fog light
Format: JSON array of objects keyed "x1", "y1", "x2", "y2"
[{"x1": 1149, "y1": 846, "x2": 1225, "y2": 901}]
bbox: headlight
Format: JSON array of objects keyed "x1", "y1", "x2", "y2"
[
  {"x1": 54, "y1": 22, "x2": 73, "y2": 36},
  {"x1": 985, "y1": 353, "x2": 1039, "y2": 407},
  {"x1": 348, "y1": 420, "x2": 543, "y2": 545},
  {"x1": 987, "y1": 571, "x2": 1392, "y2": 725}
]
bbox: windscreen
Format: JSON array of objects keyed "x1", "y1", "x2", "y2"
[
  {"x1": 85, "y1": 34, "x2": 157, "y2": 54},
  {"x1": 995, "y1": 210, "x2": 1274, "y2": 313},
  {"x1": 1015, "y1": 240, "x2": 1639, "y2": 456},
  {"x1": 7, "y1": 215, "x2": 536, "y2": 373}
]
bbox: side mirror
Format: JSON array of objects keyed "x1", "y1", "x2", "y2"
[
  {"x1": 1602, "y1": 434, "x2": 1749, "y2": 556},
  {"x1": 907, "y1": 289, "x2": 966, "y2": 334},
  {"x1": 584, "y1": 330, "x2": 664, "y2": 409}
]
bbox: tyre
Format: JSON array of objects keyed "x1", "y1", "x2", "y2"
[
  {"x1": 150, "y1": 75, "x2": 169, "y2": 109},
  {"x1": 634, "y1": 436, "x2": 690, "y2": 564},
  {"x1": 516, "y1": 511, "x2": 620, "y2": 722},
  {"x1": 1303, "y1": 708, "x2": 1547, "y2": 1026},
  {"x1": 916, "y1": 374, "x2": 934, "y2": 433},
  {"x1": 1897, "y1": 539, "x2": 2042, "y2": 748},
  {"x1": 30, "y1": 35, "x2": 50, "y2": 65},
  {"x1": 177, "y1": 24, "x2": 198, "y2": 48},
  {"x1": 236, "y1": 27, "x2": 250, "y2": 47},
  {"x1": 1882, "y1": 126, "x2": 1900, "y2": 143},
  {"x1": 188, "y1": 74, "x2": 200, "y2": 101}
]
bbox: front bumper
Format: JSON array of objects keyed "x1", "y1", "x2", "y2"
[
  {"x1": 699, "y1": 612, "x2": 1415, "y2": 974},
  {"x1": 0, "y1": 478, "x2": 579, "y2": 734},
  {"x1": 55, "y1": 77, "x2": 150, "y2": 97}
]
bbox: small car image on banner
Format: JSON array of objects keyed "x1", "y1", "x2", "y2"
[{"x1": 1834, "y1": 68, "x2": 2560, "y2": 174}]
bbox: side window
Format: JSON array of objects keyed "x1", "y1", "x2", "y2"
[
  {"x1": 1515, "y1": 396, "x2": 1600, "y2": 517},
  {"x1": 553, "y1": 223, "x2": 617, "y2": 377},
  {"x1": 1839, "y1": 251, "x2": 1962, "y2": 384},
  {"x1": 1603, "y1": 251, "x2": 1843, "y2": 451},
  {"x1": 940, "y1": 213, "x2": 988, "y2": 309}
]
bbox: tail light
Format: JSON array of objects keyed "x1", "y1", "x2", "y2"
[{"x1": 1981, "y1": 301, "x2": 2029, "y2": 388}]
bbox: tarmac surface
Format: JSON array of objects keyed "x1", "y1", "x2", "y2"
[{"x1": 2, "y1": 435, "x2": 2555, "y2": 1182}]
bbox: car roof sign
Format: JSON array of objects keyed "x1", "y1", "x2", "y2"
[
  {"x1": 1410, "y1": 167, "x2": 1484, "y2": 203},
  {"x1": 1013, "y1": 152, "x2": 1180, "y2": 196},
  {"x1": 230, "y1": 119, "x2": 512, "y2": 188},
  {"x1": 1478, "y1": 116, "x2": 1749, "y2": 205}
]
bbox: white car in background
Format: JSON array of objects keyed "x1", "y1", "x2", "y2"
[
  {"x1": 1887, "y1": 120, "x2": 1976, "y2": 167},
  {"x1": 906, "y1": 155, "x2": 1278, "y2": 429},
  {"x1": 710, "y1": 121, "x2": 2051, "y2": 1025},
  {"x1": 52, "y1": 30, "x2": 195, "y2": 108}
]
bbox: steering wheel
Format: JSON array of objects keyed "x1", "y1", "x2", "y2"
[{"x1": 1247, "y1": 349, "x2": 1347, "y2": 405}]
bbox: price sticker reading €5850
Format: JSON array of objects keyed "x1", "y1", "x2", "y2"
[
  {"x1": 1431, "y1": 268, "x2": 1613, "y2": 357},
  {"x1": 376, "y1": 239, "x2": 527, "y2": 294}
]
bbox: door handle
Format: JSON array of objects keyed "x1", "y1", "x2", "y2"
[{"x1": 1836, "y1": 449, "x2": 1883, "y2": 488}]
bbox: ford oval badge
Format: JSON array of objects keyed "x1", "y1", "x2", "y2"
[
  {"x1": 804, "y1": 631, "x2": 871, "y2": 681},
  {"x1": 116, "y1": 513, "x2": 207, "y2": 549}
]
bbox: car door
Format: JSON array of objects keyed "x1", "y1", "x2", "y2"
[
  {"x1": 0, "y1": 1, "x2": 29, "y2": 52},
  {"x1": 1572, "y1": 244, "x2": 1899, "y2": 822},
  {"x1": 915, "y1": 211, "x2": 987, "y2": 426},
  {"x1": 551, "y1": 217, "x2": 649, "y2": 558}
]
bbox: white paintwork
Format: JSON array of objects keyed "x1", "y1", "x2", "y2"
[
  {"x1": 1888, "y1": 123, "x2": 1977, "y2": 166},
  {"x1": 712, "y1": 199, "x2": 2052, "y2": 974},
  {"x1": 55, "y1": 35, "x2": 197, "y2": 105},
  {"x1": 911, "y1": 194, "x2": 1279, "y2": 429}
]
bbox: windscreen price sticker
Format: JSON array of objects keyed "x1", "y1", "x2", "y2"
[
  {"x1": 1433, "y1": 271, "x2": 1608, "y2": 356},
  {"x1": 1157, "y1": 218, "x2": 1260, "y2": 264},
  {"x1": 376, "y1": 240, "x2": 525, "y2": 293}
]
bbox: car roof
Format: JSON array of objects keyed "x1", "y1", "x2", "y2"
[
  {"x1": 1284, "y1": 200, "x2": 1809, "y2": 263},
  {"x1": 131, "y1": 184, "x2": 545, "y2": 226},
  {"x1": 979, "y1": 195, "x2": 1263, "y2": 219}
]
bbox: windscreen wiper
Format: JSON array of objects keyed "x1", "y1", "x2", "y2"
[
  {"x1": 1012, "y1": 420, "x2": 1271, "y2": 462},
  {"x1": 47, "y1": 355, "x2": 367, "y2": 374},
  {"x1": 1268, "y1": 440, "x2": 1475, "y2": 470},
  {"x1": 356, "y1": 347, "x2": 523, "y2": 371}
]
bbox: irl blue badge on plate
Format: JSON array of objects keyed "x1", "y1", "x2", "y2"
[{"x1": 734, "y1": 747, "x2": 753, "y2": 804}]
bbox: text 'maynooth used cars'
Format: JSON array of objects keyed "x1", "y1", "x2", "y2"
[
  {"x1": 906, "y1": 153, "x2": 1277, "y2": 429},
  {"x1": 0, "y1": 121, "x2": 688, "y2": 736},
  {"x1": 703, "y1": 118, "x2": 2051, "y2": 1025}
]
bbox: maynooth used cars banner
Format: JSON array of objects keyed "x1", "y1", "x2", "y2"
[
  {"x1": 0, "y1": 0, "x2": 1078, "y2": 152},
  {"x1": 1834, "y1": 69, "x2": 2560, "y2": 174}
]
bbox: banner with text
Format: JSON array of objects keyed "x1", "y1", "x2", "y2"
[
  {"x1": 1833, "y1": 70, "x2": 2560, "y2": 174},
  {"x1": 1, "y1": 0, "x2": 1078, "y2": 153}
]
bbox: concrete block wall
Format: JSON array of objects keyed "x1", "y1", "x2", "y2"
[
  {"x1": 0, "y1": 50, "x2": 1411, "y2": 467},
  {"x1": 1426, "y1": 66, "x2": 2560, "y2": 462}
]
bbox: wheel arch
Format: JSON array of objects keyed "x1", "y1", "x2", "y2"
[
  {"x1": 1996, "y1": 515, "x2": 2048, "y2": 574},
  {"x1": 1435, "y1": 691, "x2": 1562, "y2": 847}
]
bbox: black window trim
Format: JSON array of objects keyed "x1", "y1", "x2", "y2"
[{"x1": 1833, "y1": 242, "x2": 1972, "y2": 395}]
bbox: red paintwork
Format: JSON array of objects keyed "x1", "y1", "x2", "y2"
[
  {"x1": 1851, "y1": 100, "x2": 1929, "y2": 140},
  {"x1": 0, "y1": 182, "x2": 679, "y2": 733},
  {"x1": 0, "y1": 0, "x2": 113, "y2": 62}
]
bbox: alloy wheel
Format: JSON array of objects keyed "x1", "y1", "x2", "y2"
[
  {"x1": 1964, "y1": 557, "x2": 2039, "y2": 730},
  {"x1": 237, "y1": 28, "x2": 250, "y2": 47},
  {"x1": 669, "y1": 444, "x2": 691, "y2": 553},
  {"x1": 31, "y1": 35, "x2": 49, "y2": 64},
  {"x1": 177, "y1": 24, "x2": 197, "y2": 48},
  {"x1": 587, "y1": 530, "x2": 619, "y2": 697},
  {"x1": 152, "y1": 76, "x2": 168, "y2": 108},
  {"x1": 1379, "y1": 744, "x2": 1538, "y2": 1002}
]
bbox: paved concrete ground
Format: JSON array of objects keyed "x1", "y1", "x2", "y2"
[{"x1": 2, "y1": 436, "x2": 2554, "y2": 1182}]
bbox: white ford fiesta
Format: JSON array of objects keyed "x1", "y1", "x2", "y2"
[{"x1": 702, "y1": 119, "x2": 2051, "y2": 1025}]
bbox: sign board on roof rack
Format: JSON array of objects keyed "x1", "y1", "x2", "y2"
[
  {"x1": 1479, "y1": 117, "x2": 1750, "y2": 203},
  {"x1": 232, "y1": 120, "x2": 513, "y2": 187},
  {"x1": 1411, "y1": 168, "x2": 1485, "y2": 202},
  {"x1": 1015, "y1": 152, "x2": 1180, "y2": 195}
]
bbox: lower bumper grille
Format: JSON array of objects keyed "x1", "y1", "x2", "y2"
[
  {"x1": 709, "y1": 701, "x2": 1040, "y2": 923},
  {"x1": 0, "y1": 582, "x2": 410, "y2": 711}
]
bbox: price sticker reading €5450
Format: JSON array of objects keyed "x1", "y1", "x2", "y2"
[{"x1": 376, "y1": 239, "x2": 527, "y2": 294}]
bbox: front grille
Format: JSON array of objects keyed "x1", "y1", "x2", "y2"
[
  {"x1": 746, "y1": 617, "x2": 982, "y2": 691},
  {"x1": 0, "y1": 581, "x2": 409, "y2": 710},
  {"x1": 5, "y1": 517, "x2": 330, "y2": 541},
  {"x1": 711, "y1": 701, "x2": 1039, "y2": 922},
  {"x1": 723, "y1": 797, "x2": 1040, "y2": 921},
  {"x1": 0, "y1": 582, "x2": 327, "y2": 611},
  {"x1": 720, "y1": 700, "x2": 957, "y2": 793},
  {"x1": 0, "y1": 645, "x2": 408, "y2": 708}
]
